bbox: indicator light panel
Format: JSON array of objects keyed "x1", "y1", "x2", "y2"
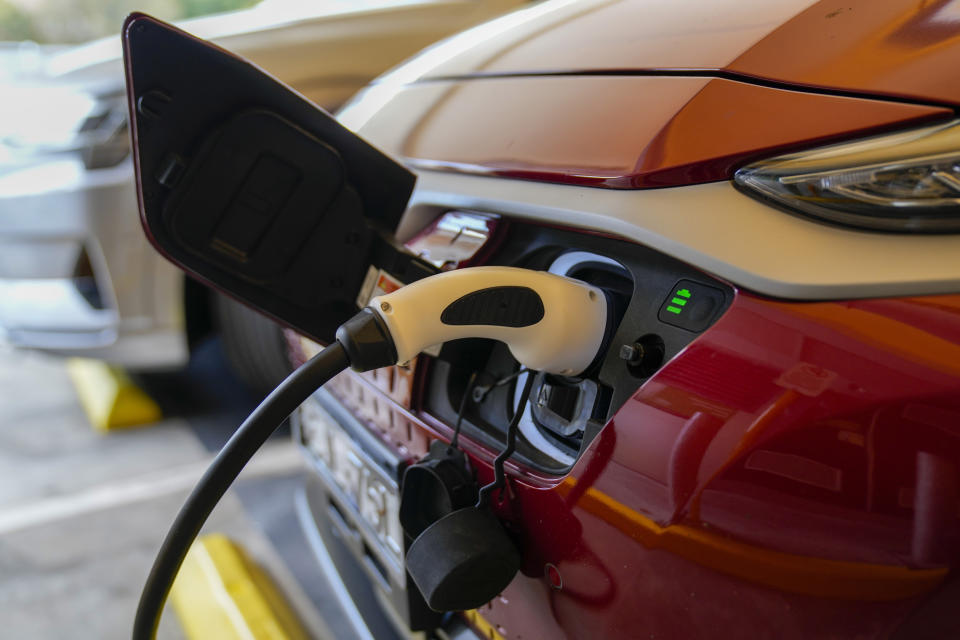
[{"x1": 657, "y1": 280, "x2": 725, "y2": 332}]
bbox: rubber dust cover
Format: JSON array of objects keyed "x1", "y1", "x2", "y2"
[
  {"x1": 399, "y1": 441, "x2": 476, "y2": 540},
  {"x1": 405, "y1": 506, "x2": 520, "y2": 612}
]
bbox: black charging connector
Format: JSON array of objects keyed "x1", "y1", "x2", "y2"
[{"x1": 336, "y1": 307, "x2": 398, "y2": 370}]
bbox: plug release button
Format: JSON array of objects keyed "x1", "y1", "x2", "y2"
[{"x1": 658, "y1": 279, "x2": 725, "y2": 332}]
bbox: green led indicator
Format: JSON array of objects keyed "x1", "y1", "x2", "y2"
[
  {"x1": 667, "y1": 288, "x2": 692, "y2": 314},
  {"x1": 666, "y1": 287, "x2": 694, "y2": 316}
]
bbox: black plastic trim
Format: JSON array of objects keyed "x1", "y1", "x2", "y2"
[{"x1": 440, "y1": 286, "x2": 544, "y2": 327}]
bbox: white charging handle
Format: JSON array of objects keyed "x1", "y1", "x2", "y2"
[{"x1": 369, "y1": 266, "x2": 608, "y2": 376}]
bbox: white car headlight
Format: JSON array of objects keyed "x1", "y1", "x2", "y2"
[{"x1": 734, "y1": 119, "x2": 960, "y2": 233}]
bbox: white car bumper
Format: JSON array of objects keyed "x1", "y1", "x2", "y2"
[{"x1": 0, "y1": 155, "x2": 188, "y2": 369}]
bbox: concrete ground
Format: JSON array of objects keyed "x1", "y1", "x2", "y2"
[{"x1": 0, "y1": 338, "x2": 342, "y2": 639}]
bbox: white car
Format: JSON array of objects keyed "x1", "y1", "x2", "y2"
[{"x1": 0, "y1": 0, "x2": 525, "y2": 391}]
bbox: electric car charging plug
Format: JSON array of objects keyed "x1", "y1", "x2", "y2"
[
  {"x1": 365, "y1": 266, "x2": 608, "y2": 376},
  {"x1": 133, "y1": 266, "x2": 609, "y2": 639}
]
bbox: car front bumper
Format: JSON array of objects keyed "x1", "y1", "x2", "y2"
[{"x1": 0, "y1": 155, "x2": 188, "y2": 369}]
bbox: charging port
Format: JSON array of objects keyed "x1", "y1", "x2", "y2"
[{"x1": 532, "y1": 374, "x2": 599, "y2": 438}]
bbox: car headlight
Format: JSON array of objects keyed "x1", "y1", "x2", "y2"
[{"x1": 734, "y1": 119, "x2": 960, "y2": 233}]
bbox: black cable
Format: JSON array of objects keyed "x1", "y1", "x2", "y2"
[
  {"x1": 449, "y1": 371, "x2": 477, "y2": 450},
  {"x1": 476, "y1": 372, "x2": 535, "y2": 507},
  {"x1": 132, "y1": 341, "x2": 351, "y2": 640},
  {"x1": 471, "y1": 367, "x2": 529, "y2": 403},
  {"x1": 453, "y1": 367, "x2": 531, "y2": 449}
]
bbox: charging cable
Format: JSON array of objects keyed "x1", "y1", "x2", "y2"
[
  {"x1": 132, "y1": 266, "x2": 608, "y2": 639},
  {"x1": 132, "y1": 343, "x2": 349, "y2": 640}
]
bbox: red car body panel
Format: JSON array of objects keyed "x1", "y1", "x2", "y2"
[
  {"x1": 731, "y1": 0, "x2": 960, "y2": 105},
  {"x1": 497, "y1": 292, "x2": 960, "y2": 639},
  {"x1": 331, "y1": 291, "x2": 960, "y2": 638},
  {"x1": 446, "y1": 0, "x2": 960, "y2": 109},
  {"x1": 401, "y1": 77, "x2": 950, "y2": 188},
  {"x1": 442, "y1": 0, "x2": 820, "y2": 76}
]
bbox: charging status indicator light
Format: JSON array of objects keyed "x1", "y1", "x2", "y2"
[
  {"x1": 666, "y1": 288, "x2": 691, "y2": 314},
  {"x1": 658, "y1": 280, "x2": 725, "y2": 332}
]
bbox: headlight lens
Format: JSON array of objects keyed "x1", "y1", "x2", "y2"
[{"x1": 734, "y1": 119, "x2": 960, "y2": 233}]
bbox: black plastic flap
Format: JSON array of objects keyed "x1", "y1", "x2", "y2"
[{"x1": 122, "y1": 13, "x2": 434, "y2": 343}]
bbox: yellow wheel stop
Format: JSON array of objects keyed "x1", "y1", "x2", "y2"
[
  {"x1": 66, "y1": 358, "x2": 162, "y2": 431},
  {"x1": 463, "y1": 608, "x2": 506, "y2": 640},
  {"x1": 170, "y1": 534, "x2": 309, "y2": 640}
]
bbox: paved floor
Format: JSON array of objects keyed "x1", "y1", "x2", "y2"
[{"x1": 0, "y1": 339, "x2": 338, "y2": 639}]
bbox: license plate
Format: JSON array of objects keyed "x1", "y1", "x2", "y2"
[{"x1": 298, "y1": 396, "x2": 404, "y2": 576}]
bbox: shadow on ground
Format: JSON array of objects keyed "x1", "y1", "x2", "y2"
[{"x1": 134, "y1": 336, "x2": 290, "y2": 452}]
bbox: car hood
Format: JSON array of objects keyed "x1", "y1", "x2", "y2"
[
  {"x1": 402, "y1": 0, "x2": 960, "y2": 106},
  {"x1": 341, "y1": 0, "x2": 959, "y2": 189}
]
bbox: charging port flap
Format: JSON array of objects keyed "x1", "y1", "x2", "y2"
[{"x1": 122, "y1": 14, "x2": 436, "y2": 343}]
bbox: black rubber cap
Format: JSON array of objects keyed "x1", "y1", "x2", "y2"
[
  {"x1": 400, "y1": 441, "x2": 477, "y2": 540},
  {"x1": 406, "y1": 506, "x2": 520, "y2": 612}
]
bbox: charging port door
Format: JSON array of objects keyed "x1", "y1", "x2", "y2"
[{"x1": 123, "y1": 14, "x2": 437, "y2": 344}]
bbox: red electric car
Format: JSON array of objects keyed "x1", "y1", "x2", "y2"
[{"x1": 124, "y1": 1, "x2": 960, "y2": 638}]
